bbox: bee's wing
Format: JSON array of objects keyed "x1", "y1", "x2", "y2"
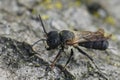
[{"x1": 74, "y1": 28, "x2": 106, "y2": 43}]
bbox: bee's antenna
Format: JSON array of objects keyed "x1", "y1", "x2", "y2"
[
  {"x1": 32, "y1": 39, "x2": 46, "y2": 47},
  {"x1": 39, "y1": 14, "x2": 48, "y2": 35}
]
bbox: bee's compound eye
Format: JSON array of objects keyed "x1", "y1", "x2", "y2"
[{"x1": 47, "y1": 31, "x2": 61, "y2": 49}]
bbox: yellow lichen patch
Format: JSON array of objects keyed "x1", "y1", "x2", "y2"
[
  {"x1": 41, "y1": 0, "x2": 63, "y2": 10},
  {"x1": 41, "y1": 15, "x2": 49, "y2": 20},
  {"x1": 105, "y1": 16, "x2": 115, "y2": 25},
  {"x1": 41, "y1": 0, "x2": 53, "y2": 9},
  {"x1": 55, "y1": 1, "x2": 62, "y2": 9}
]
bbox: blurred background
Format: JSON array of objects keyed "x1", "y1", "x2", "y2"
[{"x1": 0, "y1": 0, "x2": 120, "y2": 80}]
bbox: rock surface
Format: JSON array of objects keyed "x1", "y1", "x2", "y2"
[{"x1": 0, "y1": 0, "x2": 120, "y2": 80}]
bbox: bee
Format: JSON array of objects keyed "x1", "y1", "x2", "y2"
[{"x1": 32, "y1": 15, "x2": 111, "y2": 71}]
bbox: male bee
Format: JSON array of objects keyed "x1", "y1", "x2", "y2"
[{"x1": 32, "y1": 15, "x2": 111, "y2": 70}]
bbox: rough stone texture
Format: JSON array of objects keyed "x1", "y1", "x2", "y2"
[{"x1": 0, "y1": 0, "x2": 120, "y2": 80}]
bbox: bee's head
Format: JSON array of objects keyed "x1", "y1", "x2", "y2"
[
  {"x1": 46, "y1": 31, "x2": 61, "y2": 50},
  {"x1": 38, "y1": 15, "x2": 61, "y2": 50},
  {"x1": 32, "y1": 15, "x2": 61, "y2": 50}
]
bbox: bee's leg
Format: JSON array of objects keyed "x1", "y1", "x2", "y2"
[
  {"x1": 63, "y1": 49, "x2": 74, "y2": 70},
  {"x1": 74, "y1": 46, "x2": 108, "y2": 79},
  {"x1": 29, "y1": 39, "x2": 46, "y2": 58},
  {"x1": 50, "y1": 49, "x2": 63, "y2": 69},
  {"x1": 74, "y1": 46, "x2": 99, "y2": 69}
]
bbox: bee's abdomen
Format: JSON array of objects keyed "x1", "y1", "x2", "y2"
[{"x1": 79, "y1": 40, "x2": 109, "y2": 50}]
